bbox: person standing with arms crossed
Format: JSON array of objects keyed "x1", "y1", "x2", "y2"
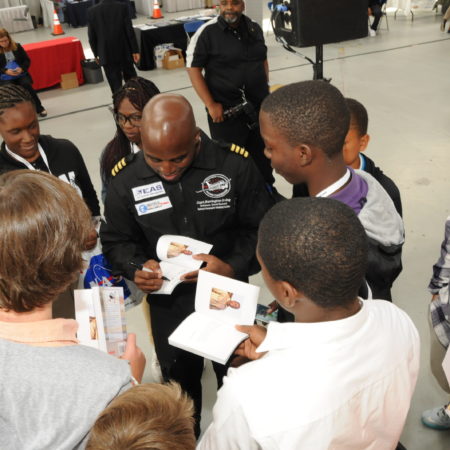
[{"x1": 186, "y1": 0, "x2": 274, "y2": 187}]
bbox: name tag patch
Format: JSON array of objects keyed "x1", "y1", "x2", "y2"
[
  {"x1": 132, "y1": 182, "x2": 165, "y2": 202},
  {"x1": 135, "y1": 196, "x2": 172, "y2": 216}
]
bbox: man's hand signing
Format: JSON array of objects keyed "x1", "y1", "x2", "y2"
[{"x1": 134, "y1": 259, "x2": 164, "y2": 293}]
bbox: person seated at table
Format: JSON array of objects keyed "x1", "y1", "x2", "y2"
[
  {"x1": 0, "y1": 28, "x2": 47, "y2": 117},
  {"x1": 0, "y1": 170, "x2": 146, "y2": 449},
  {"x1": 100, "y1": 76, "x2": 160, "y2": 202}
]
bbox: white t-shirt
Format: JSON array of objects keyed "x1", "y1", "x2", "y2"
[{"x1": 198, "y1": 300, "x2": 420, "y2": 450}]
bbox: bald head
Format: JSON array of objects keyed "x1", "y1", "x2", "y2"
[
  {"x1": 140, "y1": 94, "x2": 201, "y2": 182},
  {"x1": 142, "y1": 94, "x2": 196, "y2": 144}
]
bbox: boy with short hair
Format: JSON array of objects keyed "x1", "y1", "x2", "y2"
[
  {"x1": 198, "y1": 198, "x2": 420, "y2": 449},
  {"x1": 86, "y1": 382, "x2": 196, "y2": 450},
  {"x1": 262, "y1": 80, "x2": 404, "y2": 301},
  {"x1": 0, "y1": 170, "x2": 145, "y2": 449},
  {"x1": 343, "y1": 97, "x2": 402, "y2": 216}
]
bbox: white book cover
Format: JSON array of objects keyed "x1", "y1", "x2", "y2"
[
  {"x1": 74, "y1": 286, "x2": 127, "y2": 357},
  {"x1": 152, "y1": 234, "x2": 213, "y2": 295},
  {"x1": 168, "y1": 270, "x2": 259, "y2": 364}
]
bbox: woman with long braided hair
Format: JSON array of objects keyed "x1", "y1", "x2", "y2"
[
  {"x1": 0, "y1": 84, "x2": 100, "y2": 237},
  {"x1": 100, "y1": 77, "x2": 160, "y2": 201}
]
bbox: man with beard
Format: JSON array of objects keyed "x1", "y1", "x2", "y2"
[{"x1": 186, "y1": 0, "x2": 274, "y2": 188}]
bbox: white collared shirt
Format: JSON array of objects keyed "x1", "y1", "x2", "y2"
[{"x1": 198, "y1": 300, "x2": 420, "y2": 450}]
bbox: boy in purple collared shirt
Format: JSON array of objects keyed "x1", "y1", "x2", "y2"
[{"x1": 260, "y1": 80, "x2": 404, "y2": 301}]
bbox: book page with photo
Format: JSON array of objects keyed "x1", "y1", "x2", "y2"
[
  {"x1": 152, "y1": 235, "x2": 213, "y2": 295},
  {"x1": 168, "y1": 271, "x2": 259, "y2": 364}
]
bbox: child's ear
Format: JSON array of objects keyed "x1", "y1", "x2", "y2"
[
  {"x1": 277, "y1": 281, "x2": 300, "y2": 310},
  {"x1": 296, "y1": 144, "x2": 313, "y2": 166},
  {"x1": 359, "y1": 134, "x2": 370, "y2": 153}
]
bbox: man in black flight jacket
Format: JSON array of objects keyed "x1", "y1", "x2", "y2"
[{"x1": 100, "y1": 93, "x2": 274, "y2": 437}]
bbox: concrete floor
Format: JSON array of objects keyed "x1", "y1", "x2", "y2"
[{"x1": 10, "y1": 5, "x2": 450, "y2": 448}]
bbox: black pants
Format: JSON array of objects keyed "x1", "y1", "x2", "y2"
[
  {"x1": 0, "y1": 74, "x2": 44, "y2": 113},
  {"x1": 103, "y1": 60, "x2": 137, "y2": 95},
  {"x1": 208, "y1": 112, "x2": 275, "y2": 186},
  {"x1": 370, "y1": 4, "x2": 382, "y2": 30}
]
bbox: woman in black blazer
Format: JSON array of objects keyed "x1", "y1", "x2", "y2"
[{"x1": 0, "y1": 28, "x2": 46, "y2": 117}]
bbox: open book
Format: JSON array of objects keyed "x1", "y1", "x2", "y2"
[
  {"x1": 74, "y1": 286, "x2": 127, "y2": 357},
  {"x1": 168, "y1": 270, "x2": 259, "y2": 364},
  {"x1": 152, "y1": 234, "x2": 213, "y2": 295}
]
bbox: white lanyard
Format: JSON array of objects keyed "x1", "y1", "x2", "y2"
[
  {"x1": 5, "y1": 143, "x2": 51, "y2": 174},
  {"x1": 315, "y1": 168, "x2": 351, "y2": 198}
]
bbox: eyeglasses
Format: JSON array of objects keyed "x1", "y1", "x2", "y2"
[{"x1": 114, "y1": 112, "x2": 142, "y2": 127}]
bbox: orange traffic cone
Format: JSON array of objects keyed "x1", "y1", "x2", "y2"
[
  {"x1": 51, "y1": 10, "x2": 65, "y2": 36},
  {"x1": 151, "y1": 0, "x2": 163, "y2": 19}
]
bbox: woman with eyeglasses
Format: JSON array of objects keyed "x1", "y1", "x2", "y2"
[
  {"x1": 0, "y1": 28, "x2": 47, "y2": 117},
  {"x1": 100, "y1": 77, "x2": 160, "y2": 202}
]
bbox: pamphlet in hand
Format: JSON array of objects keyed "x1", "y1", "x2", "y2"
[
  {"x1": 74, "y1": 286, "x2": 127, "y2": 357},
  {"x1": 168, "y1": 270, "x2": 259, "y2": 364},
  {"x1": 152, "y1": 234, "x2": 213, "y2": 295}
]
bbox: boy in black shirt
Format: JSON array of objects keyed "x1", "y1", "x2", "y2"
[{"x1": 343, "y1": 97, "x2": 403, "y2": 216}]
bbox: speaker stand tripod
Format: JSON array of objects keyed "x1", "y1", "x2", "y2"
[
  {"x1": 275, "y1": 36, "x2": 331, "y2": 82},
  {"x1": 312, "y1": 45, "x2": 325, "y2": 80}
]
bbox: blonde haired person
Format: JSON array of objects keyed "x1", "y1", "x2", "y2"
[
  {"x1": 86, "y1": 382, "x2": 196, "y2": 450},
  {"x1": 0, "y1": 28, "x2": 46, "y2": 117},
  {"x1": 0, "y1": 170, "x2": 145, "y2": 450}
]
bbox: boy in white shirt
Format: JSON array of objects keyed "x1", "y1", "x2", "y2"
[{"x1": 198, "y1": 197, "x2": 420, "y2": 450}]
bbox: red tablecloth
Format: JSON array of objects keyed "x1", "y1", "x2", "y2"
[{"x1": 23, "y1": 37, "x2": 85, "y2": 91}]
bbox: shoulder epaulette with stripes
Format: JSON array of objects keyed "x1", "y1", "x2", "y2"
[
  {"x1": 229, "y1": 143, "x2": 249, "y2": 158},
  {"x1": 111, "y1": 153, "x2": 136, "y2": 177},
  {"x1": 212, "y1": 139, "x2": 250, "y2": 158}
]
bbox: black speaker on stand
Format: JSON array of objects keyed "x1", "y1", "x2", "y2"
[{"x1": 270, "y1": 0, "x2": 368, "y2": 80}]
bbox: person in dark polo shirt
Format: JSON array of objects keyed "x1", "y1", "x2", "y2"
[{"x1": 186, "y1": 0, "x2": 274, "y2": 187}]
